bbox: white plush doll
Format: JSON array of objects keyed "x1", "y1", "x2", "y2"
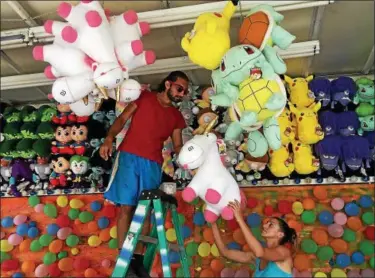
[
  {"x1": 107, "y1": 79, "x2": 142, "y2": 102},
  {"x1": 177, "y1": 119, "x2": 245, "y2": 223},
  {"x1": 69, "y1": 93, "x2": 97, "y2": 116}
]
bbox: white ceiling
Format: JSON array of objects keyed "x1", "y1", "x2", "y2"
[{"x1": 0, "y1": 0, "x2": 374, "y2": 104}]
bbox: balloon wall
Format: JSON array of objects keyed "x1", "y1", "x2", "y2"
[{"x1": 1, "y1": 184, "x2": 374, "y2": 277}]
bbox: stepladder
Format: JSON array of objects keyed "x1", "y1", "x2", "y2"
[{"x1": 111, "y1": 189, "x2": 190, "y2": 278}]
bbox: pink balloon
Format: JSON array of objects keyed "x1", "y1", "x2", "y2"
[
  {"x1": 150, "y1": 271, "x2": 159, "y2": 278},
  {"x1": 328, "y1": 223, "x2": 344, "y2": 238},
  {"x1": 362, "y1": 269, "x2": 375, "y2": 278},
  {"x1": 101, "y1": 259, "x2": 111, "y2": 268},
  {"x1": 298, "y1": 270, "x2": 312, "y2": 277},
  {"x1": 0, "y1": 231, "x2": 5, "y2": 239},
  {"x1": 293, "y1": 268, "x2": 301, "y2": 278},
  {"x1": 334, "y1": 212, "x2": 347, "y2": 225},
  {"x1": 235, "y1": 268, "x2": 250, "y2": 278},
  {"x1": 57, "y1": 227, "x2": 72, "y2": 240},
  {"x1": 221, "y1": 268, "x2": 236, "y2": 278},
  {"x1": 34, "y1": 204, "x2": 44, "y2": 213},
  {"x1": 13, "y1": 215, "x2": 27, "y2": 225},
  {"x1": 331, "y1": 198, "x2": 345, "y2": 211},
  {"x1": 35, "y1": 264, "x2": 49, "y2": 278},
  {"x1": 347, "y1": 270, "x2": 361, "y2": 278},
  {"x1": 8, "y1": 234, "x2": 23, "y2": 245}
]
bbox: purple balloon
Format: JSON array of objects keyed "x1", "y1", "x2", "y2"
[
  {"x1": 334, "y1": 212, "x2": 347, "y2": 225},
  {"x1": 328, "y1": 223, "x2": 344, "y2": 238},
  {"x1": 221, "y1": 268, "x2": 236, "y2": 278},
  {"x1": 362, "y1": 269, "x2": 375, "y2": 278},
  {"x1": 347, "y1": 270, "x2": 361, "y2": 278},
  {"x1": 234, "y1": 269, "x2": 250, "y2": 278}
]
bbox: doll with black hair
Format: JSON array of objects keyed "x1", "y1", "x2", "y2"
[
  {"x1": 51, "y1": 125, "x2": 75, "y2": 155},
  {"x1": 49, "y1": 154, "x2": 72, "y2": 188},
  {"x1": 71, "y1": 124, "x2": 90, "y2": 155},
  {"x1": 52, "y1": 103, "x2": 76, "y2": 125}
]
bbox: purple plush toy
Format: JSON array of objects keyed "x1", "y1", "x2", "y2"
[
  {"x1": 330, "y1": 76, "x2": 357, "y2": 109},
  {"x1": 309, "y1": 77, "x2": 331, "y2": 107},
  {"x1": 337, "y1": 111, "x2": 360, "y2": 136},
  {"x1": 341, "y1": 135, "x2": 371, "y2": 173},
  {"x1": 364, "y1": 131, "x2": 375, "y2": 161},
  {"x1": 9, "y1": 158, "x2": 35, "y2": 196},
  {"x1": 319, "y1": 111, "x2": 338, "y2": 136},
  {"x1": 315, "y1": 135, "x2": 342, "y2": 174}
]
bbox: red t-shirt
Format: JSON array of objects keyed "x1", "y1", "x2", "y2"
[{"x1": 118, "y1": 90, "x2": 186, "y2": 164}]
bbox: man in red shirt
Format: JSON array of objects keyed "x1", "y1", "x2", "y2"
[{"x1": 100, "y1": 71, "x2": 188, "y2": 277}]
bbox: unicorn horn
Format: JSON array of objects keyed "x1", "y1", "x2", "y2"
[
  {"x1": 97, "y1": 86, "x2": 109, "y2": 99},
  {"x1": 204, "y1": 116, "x2": 218, "y2": 134},
  {"x1": 82, "y1": 95, "x2": 89, "y2": 105},
  {"x1": 115, "y1": 86, "x2": 121, "y2": 102}
]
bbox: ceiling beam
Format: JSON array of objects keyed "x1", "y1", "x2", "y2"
[
  {"x1": 6, "y1": 1, "x2": 38, "y2": 27},
  {"x1": 362, "y1": 46, "x2": 374, "y2": 74}
]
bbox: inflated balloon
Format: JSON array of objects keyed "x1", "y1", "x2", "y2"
[
  {"x1": 66, "y1": 234, "x2": 79, "y2": 247},
  {"x1": 90, "y1": 201, "x2": 102, "y2": 212},
  {"x1": 344, "y1": 203, "x2": 360, "y2": 216},
  {"x1": 71, "y1": 247, "x2": 79, "y2": 255},
  {"x1": 57, "y1": 251, "x2": 68, "y2": 260},
  {"x1": 21, "y1": 261, "x2": 35, "y2": 273},
  {"x1": 328, "y1": 223, "x2": 344, "y2": 238},
  {"x1": 278, "y1": 200, "x2": 292, "y2": 214},
  {"x1": 334, "y1": 212, "x2": 347, "y2": 225},
  {"x1": 182, "y1": 225, "x2": 192, "y2": 239},
  {"x1": 364, "y1": 226, "x2": 375, "y2": 240},
  {"x1": 34, "y1": 204, "x2": 44, "y2": 213},
  {"x1": 331, "y1": 197, "x2": 345, "y2": 211},
  {"x1": 358, "y1": 195, "x2": 374, "y2": 208},
  {"x1": 211, "y1": 243, "x2": 219, "y2": 257},
  {"x1": 87, "y1": 221, "x2": 99, "y2": 233},
  {"x1": 313, "y1": 187, "x2": 327, "y2": 200},
  {"x1": 58, "y1": 257, "x2": 73, "y2": 272},
  {"x1": 362, "y1": 269, "x2": 375, "y2": 278},
  {"x1": 351, "y1": 251, "x2": 365, "y2": 265},
  {"x1": 234, "y1": 268, "x2": 250, "y2": 278},
  {"x1": 362, "y1": 211, "x2": 374, "y2": 225},
  {"x1": 79, "y1": 211, "x2": 94, "y2": 223},
  {"x1": 331, "y1": 268, "x2": 347, "y2": 278},
  {"x1": 166, "y1": 228, "x2": 177, "y2": 242},
  {"x1": 8, "y1": 234, "x2": 23, "y2": 245},
  {"x1": 294, "y1": 254, "x2": 311, "y2": 271},
  {"x1": 110, "y1": 226, "x2": 117, "y2": 238},
  {"x1": 186, "y1": 242, "x2": 198, "y2": 256},
  {"x1": 359, "y1": 240, "x2": 374, "y2": 256},
  {"x1": 108, "y1": 238, "x2": 118, "y2": 249},
  {"x1": 70, "y1": 199, "x2": 84, "y2": 209},
  {"x1": 330, "y1": 239, "x2": 348, "y2": 253},
  {"x1": 202, "y1": 228, "x2": 214, "y2": 244},
  {"x1": 16, "y1": 223, "x2": 29, "y2": 236},
  {"x1": 198, "y1": 242, "x2": 211, "y2": 257},
  {"x1": 68, "y1": 208, "x2": 80, "y2": 220},
  {"x1": 247, "y1": 213, "x2": 261, "y2": 227},
  {"x1": 247, "y1": 197, "x2": 258, "y2": 208},
  {"x1": 56, "y1": 196, "x2": 68, "y2": 207},
  {"x1": 19, "y1": 239, "x2": 31, "y2": 252},
  {"x1": 347, "y1": 217, "x2": 362, "y2": 231},
  {"x1": 73, "y1": 257, "x2": 90, "y2": 270},
  {"x1": 49, "y1": 239, "x2": 63, "y2": 254},
  {"x1": 99, "y1": 228, "x2": 111, "y2": 242},
  {"x1": 227, "y1": 242, "x2": 241, "y2": 250},
  {"x1": 193, "y1": 212, "x2": 206, "y2": 226},
  {"x1": 316, "y1": 246, "x2": 334, "y2": 261},
  {"x1": 28, "y1": 195, "x2": 40, "y2": 207},
  {"x1": 312, "y1": 229, "x2": 329, "y2": 246},
  {"x1": 1, "y1": 216, "x2": 13, "y2": 228},
  {"x1": 39, "y1": 234, "x2": 53, "y2": 246},
  {"x1": 1, "y1": 239, "x2": 14, "y2": 252},
  {"x1": 14, "y1": 215, "x2": 27, "y2": 225},
  {"x1": 233, "y1": 229, "x2": 246, "y2": 245},
  {"x1": 43, "y1": 252, "x2": 57, "y2": 265},
  {"x1": 44, "y1": 204, "x2": 58, "y2": 218},
  {"x1": 210, "y1": 259, "x2": 225, "y2": 272},
  {"x1": 2, "y1": 259, "x2": 19, "y2": 272},
  {"x1": 292, "y1": 201, "x2": 304, "y2": 215},
  {"x1": 57, "y1": 227, "x2": 72, "y2": 240},
  {"x1": 168, "y1": 250, "x2": 180, "y2": 263},
  {"x1": 370, "y1": 257, "x2": 374, "y2": 268},
  {"x1": 0, "y1": 232, "x2": 4, "y2": 239},
  {"x1": 27, "y1": 227, "x2": 39, "y2": 239},
  {"x1": 84, "y1": 268, "x2": 99, "y2": 278},
  {"x1": 301, "y1": 239, "x2": 318, "y2": 254},
  {"x1": 301, "y1": 210, "x2": 316, "y2": 224},
  {"x1": 318, "y1": 211, "x2": 334, "y2": 225},
  {"x1": 47, "y1": 224, "x2": 60, "y2": 236},
  {"x1": 102, "y1": 205, "x2": 116, "y2": 218},
  {"x1": 347, "y1": 270, "x2": 361, "y2": 278},
  {"x1": 299, "y1": 271, "x2": 312, "y2": 278},
  {"x1": 101, "y1": 259, "x2": 111, "y2": 268},
  {"x1": 342, "y1": 228, "x2": 356, "y2": 242},
  {"x1": 314, "y1": 272, "x2": 327, "y2": 278},
  {"x1": 221, "y1": 267, "x2": 236, "y2": 277},
  {"x1": 200, "y1": 268, "x2": 215, "y2": 278},
  {"x1": 336, "y1": 253, "x2": 351, "y2": 268},
  {"x1": 97, "y1": 217, "x2": 110, "y2": 229},
  {"x1": 0, "y1": 251, "x2": 11, "y2": 263},
  {"x1": 47, "y1": 263, "x2": 61, "y2": 277},
  {"x1": 34, "y1": 264, "x2": 49, "y2": 278},
  {"x1": 88, "y1": 235, "x2": 102, "y2": 247},
  {"x1": 56, "y1": 215, "x2": 71, "y2": 228},
  {"x1": 30, "y1": 239, "x2": 43, "y2": 252}
]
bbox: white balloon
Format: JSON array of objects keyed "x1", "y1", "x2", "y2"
[{"x1": 69, "y1": 94, "x2": 96, "y2": 116}]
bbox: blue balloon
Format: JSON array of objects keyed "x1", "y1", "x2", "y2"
[
  {"x1": 27, "y1": 227, "x2": 39, "y2": 238},
  {"x1": 247, "y1": 213, "x2": 261, "y2": 227},
  {"x1": 351, "y1": 251, "x2": 365, "y2": 265},
  {"x1": 345, "y1": 203, "x2": 360, "y2": 216},
  {"x1": 16, "y1": 223, "x2": 29, "y2": 236},
  {"x1": 168, "y1": 250, "x2": 180, "y2": 263},
  {"x1": 97, "y1": 217, "x2": 110, "y2": 229},
  {"x1": 29, "y1": 221, "x2": 37, "y2": 228},
  {"x1": 358, "y1": 195, "x2": 373, "y2": 208},
  {"x1": 47, "y1": 223, "x2": 60, "y2": 236},
  {"x1": 90, "y1": 201, "x2": 102, "y2": 212},
  {"x1": 181, "y1": 226, "x2": 192, "y2": 239},
  {"x1": 1, "y1": 216, "x2": 13, "y2": 228},
  {"x1": 336, "y1": 253, "x2": 351, "y2": 268},
  {"x1": 193, "y1": 212, "x2": 205, "y2": 226},
  {"x1": 318, "y1": 211, "x2": 334, "y2": 225},
  {"x1": 12, "y1": 273, "x2": 24, "y2": 278},
  {"x1": 227, "y1": 242, "x2": 241, "y2": 250}
]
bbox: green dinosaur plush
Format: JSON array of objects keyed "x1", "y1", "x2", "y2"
[
  {"x1": 32, "y1": 139, "x2": 52, "y2": 158},
  {"x1": 36, "y1": 122, "x2": 55, "y2": 140},
  {"x1": 0, "y1": 139, "x2": 19, "y2": 158},
  {"x1": 21, "y1": 122, "x2": 39, "y2": 139},
  {"x1": 3, "y1": 107, "x2": 21, "y2": 123},
  {"x1": 38, "y1": 105, "x2": 57, "y2": 122},
  {"x1": 356, "y1": 102, "x2": 375, "y2": 117},
  {"x1": 16, "y1": 139, "x2": 36, "y2": 159},
  {"x1": 358, "y1": 114, "x2": 375, "y2": 136},
  {"x1": 21, "y1": 105, "x2": 39, "y2": 122},
  {"x1": 3, "y1": 123, "x2": 22, "y2": 140},
  {"x1": 354, "y1": 78, "x2": 374, "y2": 105}
]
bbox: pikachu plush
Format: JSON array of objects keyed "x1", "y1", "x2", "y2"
[
  {"x1": 283, "y1": 75, "x2": 315, "y2": 108},
  {"x1": 181, "y1": 0, "x2": 238, "y2": 70},
  {"x1": 268, "y1": 145, "x2": 295, "y2": 177},
  {"x1": 291, "y1": 139, "x2": 320, "y2": 174},
  {"x1": 277, "y1": 107, "x2": 295, "y2": 145}
]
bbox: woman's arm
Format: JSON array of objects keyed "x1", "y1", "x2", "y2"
[{"x1": 212, "y1": 223, "x2": 254, "y2": 264}]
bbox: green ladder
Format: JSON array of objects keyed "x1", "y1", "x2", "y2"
[{"x1": 111, "y1": 189, "x2": 190, "y2": 278}]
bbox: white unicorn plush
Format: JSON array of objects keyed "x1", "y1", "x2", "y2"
[{"x1": 177, "y1": 119, "x2": 245, "y2": 223}]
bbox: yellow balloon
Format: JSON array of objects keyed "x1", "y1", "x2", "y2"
[
  {"x1": 88, "y1": 235, "x2": 102, "y2": 247},
  {"x1": 314, "y1": 272, "x2": 327, "y2": 278},
  {"x1": 166, "y1": 229, "x2": 177, "y2": 242},
  {"x1": 292, "y1": 201, "x2": 304, "y2": 215},
  {"x1": 331, "y1": 268, "x2": 347, "y2": 278},
  {"x1": 69, "y1": 199, "x2": 84, "y2": 209},
  {"x1": 211, "y1": 244, "x2": 219, "y2": 257},
  {"x1": 71, "y1": 247, "x2": 79, "y2": 255},
  {"x1": 0, "y1": 239, "x2": 14, "y2": 252},
  {"x1": 198, "y1": 242, "x2": 211, "y2": 257},
  {"x1": 56, "y1": 196, "x2": 68, "y2": 207},
  {"x1": 110, "y1": 226, "x2": 117, "y2": 239}
]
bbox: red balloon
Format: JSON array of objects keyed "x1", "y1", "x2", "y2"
[
  {"x1": 48, "y1": 263, "x2": 61, "y2": 277},
  {"x1": 278, "y1": 200, "x2": 292, "y2": 214},
  {"x1": 364, "y1": 226, "x2": 375, "y2": 241},
  {"x1": 73, "y1": 257, "x2": 90, "y2": 271},
  {"x1": 1, "y1": 259, "x2": 19, "y2": 271},
  {"x1": 264, "y1": 205, "x2": 274, "y2": 217},
  {"x1": 56, "y1": 215, "x2": 71, "y2": 228},
  {"x1": 247, "y1": 197, "x2": 258, "y2": 209},
  {"x1": 227, "y1": 218, "x2": 239, "y2": 231},
  {"x1": 103, "y1": 205, "x2": 116, "y2": 218}
]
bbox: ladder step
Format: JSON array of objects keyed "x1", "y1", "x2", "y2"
[{"x1": 139, "y1": 235, "x2": 183, "y2": 252}]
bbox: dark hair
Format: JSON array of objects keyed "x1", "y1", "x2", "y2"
[
  {"x1": 157, "y1": 71, "x2": 189, "y2": 92},
  {"x1": 275, "y1": 217, "x2": 297, "y2": 247}
]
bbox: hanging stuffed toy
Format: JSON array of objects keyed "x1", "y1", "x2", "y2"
[
  {"x1": 71, "y1": 124, "x2": 89, "y2": 155},
  {"x1": 0, "y1": 158, "x2": 12, "y2": 192},
  {"x1": 337, "y1": 111, "x2": 360, "y2": 136},
  {"x1": 314, "y1": 135, "x2": 343, "y2": 177},
  {"x1": 49, "y1": 154, "x2": 72, "y2": 188},
  {"x1": 181, "y1": 0, "x2": 238, "y2": 70},
  {"x1": 283, "y1": 75, "x2": 315, "y2": 108},
  {"x1": 51, "y1": 126, "x2": 75, "y2": 155},
  {"x1": 3, "y1": 123, "x2": 23, "y2": 140},
  {"x1": 277, "y1": 107, "x2": 295, "y2": 145},
  {"x1": 178, "y1": 119, "x2": 245, "y2": 223},
  {"x1": 330, "y1": 76, "x2": 356, "y2": 110},
  {"x1": 32, "y1": 139, "x2": 52, "y2": 190},
  {"x1": 318, "y1": 110, "x2": 338, "y2": 136},
  {"x1": 36, "y1": 122, "x2": 55, "y2": 140},
  {"x1": 358, "y1": 114, "x2": 375, "y2": 136},
  {"x1": 38, "y1": 105, "x2": 57, "y2": 122},
  {"x1": 70, "y1": 155, "x2": 90, "y2": 187},
  {"x1": 353, "y1": 77, "x2": 374, "y2": 106},
  {"x1": 222, "y1": 149, "x2": 243, "y2": 176},
  {"x1": 268, "y1": 144, "x2": 294, "y2": 177},
  {"x1": 291, "y1": 139, "x2": 320, "y2": 175},
  {"x1": 3, "y1": 107, "x2": 21, "y2": 123},
  {"x1": 308, "y1": 77, "x2": 331, "y2": 108},
  {"x1": 52, "y1": 103, "x2": 76, "y2": 125},
  {"x1": 340, "y1": 136, "x2": 371, "y2": 175},
  {"x1": 20, "y1": 122, "x2": 39, "y2": 139}
]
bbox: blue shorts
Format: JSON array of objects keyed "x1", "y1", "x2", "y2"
[{"x1": 104, "y1": 151, "x2": 162, "y2": 206}]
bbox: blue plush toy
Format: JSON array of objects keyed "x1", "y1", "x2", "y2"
[
  {"x1": 319, "y1": 111, "x2": 338, "y2": 136},
  {"x1": 330, "y1": 76, "x2": 357, "y2": 109},
  {"x1": 340, "y1": 135, "x2": 371, "y2": 173},
  {"x1": 309, "y1": 77, "x2": 331, "y2": 108},
  {"x1": 314, "y1": 135, "x2": 342, "y2": 175},
  {"x1": 337, "y1": 111, "x2": 360, "y2": 136},
  {"x1": 364, "y1": 131, "x2": 375, "y2": 161}
]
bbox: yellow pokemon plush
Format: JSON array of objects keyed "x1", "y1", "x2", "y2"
[
  {"x1": 284, "y1": 75, "x2": 315, "y2": 108},
  {"x1": 277, "y1": 107, "x2": 295, "y2": 145},
  {"x1": 181, "y1": 0, "x2": 237, "y2": 70},
  {"x1": 289, "y1": 102, "x2": 324, "y2": 145},
  {"x1": 268, "y1": 145, "x2": 294, "y2": 177},
  {"x1": 291, "y1": 139, "x2": 320, "y2": 174}
]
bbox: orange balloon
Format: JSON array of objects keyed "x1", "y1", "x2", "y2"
[
  {"x1": 85, "y1": 268, "x2": 99, "y2": 277},
  {"x1": 313, "y1": 187, "x2": 327, "y2": 200},
  {"x1": 21, "y1": 261, "x2": 35, "y2": 273},
  {"x1": 302, "y1": 198, "x2": 315, "y2": 210},
  {"x1": 294, "y1": 254, "x2": 311, "y2": 272},
  {"x1": 203, "y1": 228, "x2": 214, "y2": 244},
  {"x1": 200, "y1": 268, "x2": 215, "y2": 277},
  {"x1": 58, "y1": 257, "x2": 74, "y2": 272},
  {"x1": 165, "y1": 221, "x2": 173, "y2": 229},
  {"x1": 233, "y1": 229, "x2": 246, "y2": 245},
  {"x1": 19, "y1": 238, "x2": 32, "y2": 252},
  {"x1": 49, "y1": 239, "x2": 63, "y2": 254},
  {"x1": 312, "y1": 229, "x2": 329, "y2": 246},
  {"x1": 210, "y1": 259, "x2": 225, "y2": 272},
  {"x1": 347, "y1": 217, "x2": 362, "y2": 231},
  {"x1": 99, "y1": 228, "x2": 111, "y2": 242},
  {"x1": 74, "y1": 219, "x2": 81, "y2": 225},
  {"x1": 88, "y1": 221, "x2": 99, "y2": 232},
  {"x1": 242, "y1": 244, "x2": 250, "y2": 252},
  {"x1": 287, "y1": 220, "x2": 303, "y2": 233},
  {"x1": 330, "y1": 239, "x2": 348, "y2": 253}
]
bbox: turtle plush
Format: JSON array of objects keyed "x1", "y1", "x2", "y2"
[
  {"x1": 20, "y1": 122, "x2": 39, "y2": 139},
  {"x1": 3, "y1": 123, "x2": 22, "y2": 140},
  {"x1": 3, "y1": 107, "x2": 21, "y2": 123},
  {"x1": 354, "y1": 77, "x2": 374, "y2": 106},
  {"x1": 36, "y1": 122, "x2": 55, "y2": 140},
  {"x1": 330, "y1": 76, "x2": 357, "y2": 109},
  {"x1": 20, "y1": 105, "x2": 39, "y2": 122},
  {"x1": 358, "y1": 114, "x2": 375, "y2": 136},
  {"x1": 38, "y1": 105, "x2": 57, "y2": 122}
]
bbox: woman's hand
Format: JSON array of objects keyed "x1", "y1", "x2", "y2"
[{"x1": 228, "y1": 200, "x2": 243, "y2": 222}]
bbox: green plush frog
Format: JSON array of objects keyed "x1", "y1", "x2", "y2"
[
  {"x1": 36, "y1": 122, "x2": 55, "y2": 140},
  {"x1": 4, "y1": 107, "x2": 21, "y2": 123},
  {"x1": 38, "y1": 105, "x2": 57, "y2": 122},
  {"x1": 3, "y1": 123, "x2": 22, "y2": 140},
  {"x1": 358, "y1": 115, "x2": 375, "y2": 136},
  {"x1": 354, "y1": 78, "x2": 374, "y2": 105},
  {"x1": 21, "y1": 106, "x2": 39, "y2": 122},
  {"x1": 21, "y1": 122, "x2": 39, "y2": 139},
  {"x1": 0, "y1": 140, "x2": 19, "y2": 158},
  {"x1": 16, "y1": 139, "x2": 37, "y2": 159}
]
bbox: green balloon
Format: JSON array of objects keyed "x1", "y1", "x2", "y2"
[
  {"x1": 79, "y1": 211, "x2": 94, "y2": 223},
  {"x1": 370, "y1": 257, "x2": 374, "y2": 269},
  {"x1": 0, "y1": 252, "x2": 11, "y2": 263},
  {"x1": 176, "y1": 267, "x2": 184, "y2": 277},
  {"x1": 66, "y1": 235, "x2": 79, "y2": 247},
  {"x1": 68, "y1": 208, "x2": 80, "y2": 220},
  {"x1": 28, "y1": 195, "x2": 40, "y2": 207},
  {"x1": 301, "y1": 210, "x2": 316, "y2": 224},
  {"x1": 39, "y1": 234, "x2": 53, "y2": 246},
  {"x1": 187, "y1": 256, "x2": 193, "y2": 266},
  {"x1": 359, "y1": 240, "x2": 374, "y2": 256},
  {"x1": 30, "y1": 239, "x2": 43, "y2": 252},
  {"x1": 189, "y1": 198, "x2": 199, "y2": 205},
  {"x1": 362, "y1": 212, "x2": 374, "y2": 225},
  {"x1": 57, "y1": 251, "x2": 68, "y2": 260},
  {"x1": 108, "y1": 238, "x2": 118, "y2": 249},
  {"x1": 301, "y1": 239, "x2": 318, "y2": 254},
  {"x1": 44, "y1": 203, "x2": 57, "y2": 218},
  {"x1": 251, "y1": 227, "x2": 263, "y2": 241},
  {"x1": 43, "y1": 252, "x2": 57, "y2": 265},
  {"x1": 343, "y1": 228, "x2": 356, "y2": 242},
  {"x1": 317, "y1": 246, "x2": 334, "y2": 261},
  {"x1": 178, "y1": 214, "x2": 185, "y2": 225},
  {"x1": 186, "y1": 242, "x2": 198, "y2": 256}
]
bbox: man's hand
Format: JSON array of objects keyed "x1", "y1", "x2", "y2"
[{"x1": 99, "y1": 137, "x2": 114, "y2": 161}]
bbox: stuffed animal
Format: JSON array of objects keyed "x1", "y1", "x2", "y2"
[
  {"x1": 178, "y1": 120, "x2": 245, "y2": 223},
  {"x1": 222, "y1": 149, "x2": 243, "y2": 175},
  {"x1": 291, "y1": 139, "x2": 319, "y2": 175},
  {"x1": 3, "y1": 107, "x2": 21, "y2": 123},
  {"x1": 52, "y1": 104, "x2": 76, "y2": 125},
  {"x1": 194, "y1": 87, "x2": 215, "y2": 109},
  {"x1": 21, "y1": 105, "x2": 40, "y2": 122},
  {"x1": 9, "y1": 158, "x2": 38, "y2": 197},
  {"x1": 330, "y1": 76, "x2": 356, "y2": 109},
  {"x1": 3, "y1": 123, "x2": 22, "y2": 140},
  {"x1": 277, "y1": 107, "x2": 295, "y2": 145},
  {"x1": 87, "y1": 119, "x2": 107, "y2": 157},
  {"x1": 358, "y1": 114, "x2": 375, "y2": 136},
  {"x1": 0, "y1": 140, "x2": 18, "y2": 158},
  {"x1": 340, "y1": 136, "x2": 371, "y2": 173},
  {"x1": 308, "y1": 77, "x2": 331, "y2": 108},
  {"x1": 236, "y1": 152, "x2": 269, "y2": 173},
  {"x1": 356, "y1": 102, "x2": 375, "y2": 117},
  {"x1": 71, "y1": 124, "x2": 89, "y2": 155},
  {"x1": 0, "y1": 158, "x2": 12, "y2": 183},
  {"x1": 32, "y1": 139, "x2": 52, "y2": 183},
  {"x1": 289, "y1": 102, "x2": 324, "y2": 144},
  {"x1": 354, "y1": 77, "x2": 374, "y2": 106},
  {"x1": 49, "y1": 155, "x2": 72, "y2": 188},
  {"x1": 20, "y1": 122, "x2": 39, "y2": 139},
  {"x1": 337, "y1": 111, "x2": 360, "y2": 136},
  {"x1": 16, "y1": 139, "x2": 37, "y2": 159},
  {"x1": 36, "y1": 122, "x2": 55, "y2": 140},
  {"x1": 51, "y1": 126, "x2": 74, "y2": 155},
  {"x1": 364, "y1": 131, "x2": 375, "y2": 161},
  {"x1": 70, "y1": 155, "x2": 89, "y2": 185},
  {"x1": 283, "y1": 75, "x2": 315, "y2": 108},
  {"x1": 107, "y1": 79, "x2": 142, "y2": 103},
  {"x1": 38, "y1": 105, "x2": 57, "y2": 122},
  {"x1": 314, "y1": 135, "x2": 342, "y2": 176},
  {"x1": 268, "y1": 144, "x2": 294, "y2": 177},
  {"x1": 193, "y1": 108, "x2": 219, "y2": 135},
  {"x1": 162, "y1": 138, "x2": 175, "y2": 178},
  {"x1": 181, "y1": 0, "x2": 238, "y2": 70},
  {"x1": 318, "y1": 111, "x2": 338, "y2": 136}
]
